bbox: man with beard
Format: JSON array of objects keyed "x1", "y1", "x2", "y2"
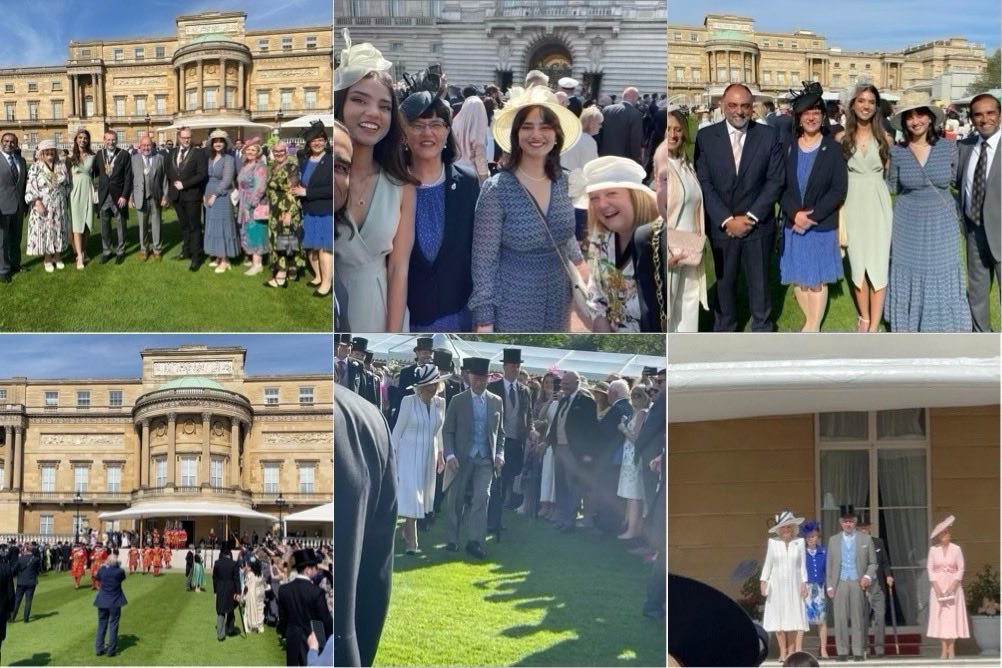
[
  {"x1": 486, "y1": 348, "x2": 531, "y2": 536},
  {"x1": 333, "y1": 119, "x2": 352, "y2": 331}
]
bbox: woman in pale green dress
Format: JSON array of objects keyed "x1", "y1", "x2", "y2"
[{"x1": 66, "y1": 129, "x2": 97, "y2": 269}]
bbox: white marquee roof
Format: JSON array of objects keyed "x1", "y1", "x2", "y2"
[
  {"x1": 99, "y1": 501, "x2": 277, "y2": 521},
  {"x1": 668, "y1": 335, "x2": 999, "y2": 423},
  {"x1": 284, "y1": 502, "x2": 331, "y2": 523}
]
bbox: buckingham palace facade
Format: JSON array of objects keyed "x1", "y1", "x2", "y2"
[{"x1": 0, "y1": 345, "x2": 332, "y2": 541}]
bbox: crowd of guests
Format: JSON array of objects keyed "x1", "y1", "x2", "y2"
[
  {"x1": 332, "y1": 31, "x2": 670, "y2": 332},
  {"x1": 759, "y1": 506, "x2": 969, "y2": 662},
  {"x1": 0, "y1": 122, "x2": 334, "y2": 296},
  {"x1": 335, "y1": 335, "x2": 667, "y2": 623}
]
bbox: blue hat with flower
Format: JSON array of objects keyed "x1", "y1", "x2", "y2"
[{"x1": 799, "y1": 519, "x2": 820, "y2": 536}]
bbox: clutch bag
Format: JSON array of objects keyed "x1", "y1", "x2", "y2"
[{"x1": 665, "y1": 228, "x2": 704, "y2": 266}]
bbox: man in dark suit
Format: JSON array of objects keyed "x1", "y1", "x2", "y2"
[
  {"x1": 96, "y1": 130, "x2": 133, "y2": 264},
  {"x1": 184, "y1": 544, "x2": 194, "y2": 591},
  {"x1": 956, "y1": 92, "x2": 1001, "y2": 331},
  {"x1": 598, "y1": 87, "x2": 645, "y2": 162},
  {"x1": 129, "y1": 135, "x2": 166, "y2": 261},
  {"x1": 335, "y1": 334, "x2": 352, "y2": 388},
  {"x1": 695, "y1": 83, "x2": 785, "y2": 331},
  {"x1": 93, "y1": 551, "x2": 127, "y2": 657},
  {"x1": 211, "y1": 545, "x2": 240, "y2": 641},
  {"x1": 334, "y1": 385, "x2": 396, "y2": 668},
  {"x1": 436, "y1": 349, "x2": 463, "y2": 407},
  {"x1": 442, "y1": 357, "x2": 504, "y2": 559},
  {"x1": 634, "y1": 379, "x2": 665, "y2": 620},
  {"x1": 593, "y1": 379, "x2": 633, "y2": 534},
  {"x1": 546, "y1": 370, "x2": 598, "y2": 533},
  {"x1": 768, "y1": 103, "x2": 794, "y2": 148},
  {"x1": 487, "y1": 348, "x2": 531, "y2": 535},
  {"x1": 165, "y1": 126, "x2": 208, "y2": 271},
  {"x1": 0, "y1": 544, "x2": 13, "y2": 660},
  {"x1": 857, "y1": 511, "x2": 894, "y2": 658},
  {"x1": 278, "y1": 548, "x2": 333, "y2": 666},
  {"x1": 348, "y1": 337, "x2": 380, "y2": 407},
  {"x1": 0, "y1": 133, "x2": 26, "y2": 282},
  {"x1": 10, "y1": 543, "x2": 39, "y2": 623},
  {"x1": 389, "y1": 337, "x2": 434, "y2": 427}
]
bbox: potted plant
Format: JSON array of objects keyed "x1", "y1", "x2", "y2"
[
  {"x1": 737, "y1": 562, "x2": 766, "y2": 622},
  {"x1": 968, "y1": 564, "x2": 1000, "y2": 655}
]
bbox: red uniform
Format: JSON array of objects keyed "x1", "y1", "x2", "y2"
[
  {"x1": 90, "y1": 546, "x2": 108, "y2": 589},
  {"x1": 142, "y1": 547, "x2": 152, "y2": 573},
  {"x1": 152, "y1": 546, "x2": 162, "y2": 576},
  {"x1": 70, "y1": 546, "x2": 87, "y2": 588},
  {"x1": 128, "y1": 547, "x2": 139, "y2": 573},
  {"x1": 164, "y1": 546, "x2": 172, "y2": 568}
]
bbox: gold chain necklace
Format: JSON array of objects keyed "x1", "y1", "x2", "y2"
[{"x1": 652, "y1": 220, "x2": 667, "y2": 331}]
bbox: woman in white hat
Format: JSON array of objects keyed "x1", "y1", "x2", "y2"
[
  {"x1": 572, "y1": 155, "x2": 658, "y2": 331},
  {"x1": 759, "y1": 510, "x2": 809, "y2": 662},
  {"x1": 467, "y1": 86, "x2": 584, "y2": 332},
  {"x1": 203, "y1": 128, "x2": 239, "y2": 273},
  {"x1": 24, "y1": 138, "x2": 69, "y2": 272},
  {"x1": 884, "y1": 91, "x2": 971, "y2": 332},
  {"x1": 333, "y1": 30, "x2": 418, "y2": 332},
  {"x1": 390, "y1": 363, "x2": 446, "y2": 555},
  {"x1": 926, "y1": 515, "x2": 969, "y2": 659}
]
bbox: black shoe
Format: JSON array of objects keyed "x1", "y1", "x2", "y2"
[
  {"x1": 100, "y1": 254, "x2": 112, "y2": 264},
  {"x1": 188, "y1": 261, "x2": 202, "y2": 272},
  {"x1": 444, "y1": 542, "x2": 458, "y2": 552},
  {"x1": 466, "y1": 542, "x2": 486, "y2": 559},
  {"x1": 0, "y1": 275, "x2": 9, "y2": 283},
  {"x1": 105, "y1": 652, "x2": 115, "y2": 658},
  {"x1": 115, "y1": 255, "x2": 125, "y2": 265},
  {"x1": 172, "y1": 251, "x2": 188, "y2": 261},
  {"x1": 416, "y1": 519, "x2": 427, "y2": 532},
  {"x1": 96, "y1": 649, "x2": 105, "y2": 656}
]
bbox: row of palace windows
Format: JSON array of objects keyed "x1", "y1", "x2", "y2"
[
  {"x1": 0, "y1": 386, "x2": 314, "y2": 409},
  {"x1": 75, "y1": 35, "x2": 321, "y2": 61},
  {"x1": 671, "y1": 31, "x2": 825, "y2": 51},
  {"x1": 11, "y1": 460, "x2": 316, "y2": 494}
]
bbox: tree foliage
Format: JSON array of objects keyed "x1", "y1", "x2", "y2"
[{"x1": 966, "y1": 49, "x2": 1001, "y2": 96}]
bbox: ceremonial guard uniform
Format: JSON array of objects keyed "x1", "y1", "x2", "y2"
[
  {"x1": 90, "y1": 544, "x2": 108, "y2": 590},
  {"x1": 70, "y1": 543, "x2": 87, "y2": 589}
]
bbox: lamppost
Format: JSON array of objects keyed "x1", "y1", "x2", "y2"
[
  {"x1": 73, "y1": 492, "x2": 82, "y2": 543},
  {"x1": 144, "y1": 114, "x2": 151, "y2": 142},
  {"x1": 276, "y1": 108, "x2": 284, "y2": 132},
  {"x1": 276, "y1": 492, "x2": 285, "y2": 543}
]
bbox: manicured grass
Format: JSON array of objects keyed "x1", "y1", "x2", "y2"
[
  {"x1": 2, "y1": 569, "x2": 284, "y2": 665},
  {"x1": 377, "y1": 513, "x2": 665, "y2": 667},
  {"x1": 0, "y1": 212, "x2": 330, "y2": 332}
]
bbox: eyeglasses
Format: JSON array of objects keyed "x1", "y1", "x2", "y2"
[{"x1": 409, "y1": 120, "x2": 448, "y2": 132}]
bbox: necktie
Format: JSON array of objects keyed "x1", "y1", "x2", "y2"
[
  {"x1": 731, "y1": 129, "x2": 743, "y2": 171},
  {"x1": 178, "y1": 148, "x2": 186, "y2": 166},
  {"x1": 508, "y1": 383, "x2": 516, "y2": 409},
  {"x1": 971, "y1": 140, "x2": 989, "y2": 224},
  {"x1": 337, "y1": 360, "x2": 346, "y2": 381},
  {"x1": 7, "y1": 154, "x2": 16, "y2": 182}
]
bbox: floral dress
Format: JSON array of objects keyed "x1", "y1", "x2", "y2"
[
  {"x1": 586, "y1": 228, "x2": 642, "y2": 331},
  {"x1": 236, "y1": 158, "x2": 269, "y2": 255},
  {"x1": 265, "y1": 159, "x2": 302, "y2": 273},
  {"x1": 25, "y1": 160, "x2": 69, "y2": 255}
]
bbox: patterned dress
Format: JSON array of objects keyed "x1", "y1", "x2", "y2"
[
  {"x1": 25, "y1": 160, "x2": 69, "y2": 255},
  {"x1": 587, "y1": 229, "x2": 642, "y2": 332},
  {"x1": 265, "y1": 159, "x2": 302, "y2": 273},
  {"x1": 203, "y1": 153, "x2": 239, "y2": 258},
  {"x1": 884, "y1": 140, "x2": 972, "y2": 331},
  {"x1": 236, "y1": 158, "x2": 269, "y2": 255},
  {"x1": 468, "y1": 170, "x2": 582, "y2": 331},
  {"x1": 804, "y1": 544, "x2": 827, "y2": 624}
]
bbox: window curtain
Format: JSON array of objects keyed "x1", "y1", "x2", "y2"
[
  {"x1": 877, "y1": 449, "x2": 927, "y2": 626},
  {"x1": 819, "y1": 412, "x2": 867, "y2": 441},
  {"x1": 877, "y1": 408, "x2": 925, "y2": 440}
]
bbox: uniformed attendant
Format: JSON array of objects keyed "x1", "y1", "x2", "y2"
[
  {"x1": 436, "y1": 349, "x2": 464, "y2": 407},
  {"x1": 128, "y1": 546, "x2": 138, "y2": 574},
  {"x1": 90, "y1": 543, "x2": 108, "y2": 590},
  {"x1": 363, "y1": 350, "x2": 382, "y2": 408},
  {"x1": 349, "y1": 338, "x2": 379, "y2": 406},
  {"x1": 70, "y1": 542, "x2": 87, "y2": 589}
]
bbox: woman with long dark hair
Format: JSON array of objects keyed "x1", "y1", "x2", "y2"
[
  {"x1": 202, "y1": 129, "x2": 239, "y2": 273},
  {"x1": 333, "y1": 34, "x2": 418, "y2": 331},
  {"x1": 468, "y1": 87, "x2": 584, "y2": 331},
  {"x1": 66, "y1": 128, "x2": 97, "y2": 269}
]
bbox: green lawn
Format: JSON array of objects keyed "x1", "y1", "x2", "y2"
[
  {"x1": 2, "y1": 569, "x2": 284, "y2": 666},
  {"x1": 377, "y1": 513, "x2": 665, "y2": 667},
  {"x1": 0, "y1": 212, "x2": 330, "y2": 331}
]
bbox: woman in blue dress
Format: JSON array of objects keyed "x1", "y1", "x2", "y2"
[
  {"x1": 801, "y1": 520, "x2": 828, "y2": 659},
  {"x1": 202, "y1": 129, "x2": 239, "y2": 273},
  {"x1": 884, "y1": 93, "x2": 972, "y2": 331},
  {"x1": 293, "y1": 120, "x2": 334, "y2": 297}
]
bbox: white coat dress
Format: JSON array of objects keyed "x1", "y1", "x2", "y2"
[
  {"x1": 760, "y1": 536, "x2": 810, "y2": 632},
  {"x1": 391, "y1": 393, "x2": 444, "y2": 519}
]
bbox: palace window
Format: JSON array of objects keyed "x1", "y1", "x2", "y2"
[
  {"x1": 39, "y1": 515, "x2": 53, "y2": 535},
  {"x1": 778, "y1": 72, "x2": 786, "y2": 84},
  {"x1": 305, "y1": 35, "x2": 317, "y2": 50},
  {"x1": 115, "y1": 131, "x2": 125, "y2": 146},
  {"x1": 279, "y1": 89, "x2": 293, "y2": 110},
  {"x1": 210, "y1": 458, "x2": 223, "y2": 488},
  {"x1": 73, "y1": 464, "x2": 88, "y2": 493},
  {"x1": 113, "y1": 96, "x2": 126, "y2": 116},
  {"x1": 304, "y1": 88, "x2": 318, "y2": 110},
  {"x1": 672, "y1": 32, "x2": 680, "y2": 41},
  {"x1": 3, "y1": 103, "x2": 12, "y2": 121},
  {"x1": 185, "y1": 88, "x2": 197, "y2": 110},
  {"x1": 690, "y1": 32, "x2": 698, "y2": 42},
  {"x1": 282, "y1": 37, "x2": 293, "y2": 51},
  {"x1": 258, "y1": 39, "x2": 269, "y2": 52},
  {"x1": 51, "y1": 81, "x2": 61, "y2": 92},
  {"x1": 84, "y1": 96, "x2": 94, "y2": 117},
  {"x1": 79, "y1": 48, "x2": 91, "y2": 57},
  {"x1": 154, "y1": 95, "x2": 167, "y2": 114},
  {"x1": 255, "y1": 90, "x2": 269, "y2": 112},
  {"x1": 834, "y1": 62, "x2": 840, "y2": 68},
  {"x1": 762, "y1": 71, "x2": 772, "y2": 84},
  {"x1": 264, "y1": 388, "x2": 279, "y2": 405},
  {"x1": 792, "y1": 41, "x2": 798, "y2": 49},
  {"x1": 674, "y1": 67, "x2": 684, "y2": 82},
  {"x1": 106, "y1": 465, "x2": 121, "y2": 493},
  {"x1": 691, "y1": 67, "x2": 700, "y2": 82},
  {"x1": 263, "y1": 463, "x2": 279, "y2": 493},
  {"x1": 134, "y1": 47, "x2": 144, "y2": 60},
  {"x1": 51, "y1": 100, "x2": 63, "y2": 119},
  {"x1": 27, "y1": 82, "x2": 36, "y2": 93},
  {"x1": 865, "y1": 63, "x2": 871, "y2": 70},
  {"x1": 0, "y1": 389, "x2": 6, "y2": 401},
  {"x1": 777, "y1": 40, "x2": 784, "y2": 49},
  {"x1": 762, "y1": 40, "x2": 770, "y2": 48},
  {"x1": 154, "y1": 458, "x2": 166, "y2": 488},
  {"x1": 0, "y1": 465, "x2": 4, "y2": 489},
  {"x1": 430, "y1": 43, "x2": 442, "y2": 54},
  {"x1": 832, "y1": 74, "x2": 841, "y2": 86},
  {"x1": 224, "y1": 86, "x2": 236, "y2": 108},
  {"x1": 76, "y1": 390, "x2": 90, "y2": 408},
  {"x1": 108, "y1": 390, "x2": 122, "y2": 408},
  {"x1": 850, "y1": 63, "x2": 856, "y2": 70},
  {"x1": 180, "y1": 456, "x2": 197, "y2": 487},
  {"x1": 4, "y1": 85, "x2": 12, "y2": 94},
  {"x1": 155, "y1": 46, "x2": 165, "y2": 59},
  {"x1": 40, "y1": 465, "x2": 55, "y2": 492},
  {"x1": 27, "y1": 101, "x2": 38, "y2": 121},
  {"x1": 203, "y1": 87, "x2": 218, "y2": 110},
  {"x1": 134, "y1": 96, "x2": 146, "y2": 115},
  {"x1": 298, "y1": 386, "x2": 314, "y2": 405},
  {"x1": 113, "y1": 48, "x2": 123, "y2": 61},
  {"x1": 44, "y1": 391, "x2": 58, "y2": 408},
  {"x1": 298, "y1": 464, "x2": 314, "y2": 494}
]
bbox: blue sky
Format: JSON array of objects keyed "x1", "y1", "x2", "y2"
[
  {"x1": 0, "y1": 0, "x2": 331, "y2": 66},
  {"x1": 0, "y1": 335, "x2": 332, "y2": 378},
  {"x1": 669, "y1": 0, "x2": 1000, "y2": 53}
]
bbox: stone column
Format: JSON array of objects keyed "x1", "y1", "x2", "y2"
[
  {"x1": 167, "y1": 412, "x2": 177, "y2": 488},
  {"x1": 96, "y1": 73, "x2": 104, "y2": 116},
  {"x1": 201, "y1": 412, "x2": 211, "y2": 485},
  {"x1": 69, "y1": 76, "x2": 76, "y2": 117},
  {"x1": 237, "y1": 61, "x2": 245, "y2": 110},
  {"x1": 198, "y1": 60, "x2": 205, "y2": 111},
  {"x1": 3, "y1": 426, "x2": 11, "y2": 490},
  {"x1": 229, "y1": 417, "x2": 240, "y2": 488},
  {"x1": 140, "y1": 419, "x2": 150, "y2": 487},
  {"x1": 12, "y1": 427, "x2": 21, "y2": 490},
  {"x1": 220, "y1": 58, "x2": 226, "y2": 109},
  {"x1": 175, "y1": 67, "x2": 181, "y2": 113}
]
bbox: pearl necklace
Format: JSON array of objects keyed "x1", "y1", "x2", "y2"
[{"x1": 517, "y1": 168, "x2": 548, "y2": 182}]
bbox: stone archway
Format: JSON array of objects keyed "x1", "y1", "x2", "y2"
[{"x1": 527, "y1": 40, "x2": 573, "y2": 88}]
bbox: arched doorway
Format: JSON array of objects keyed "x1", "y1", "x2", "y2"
[{"x1": 527, "y1": 41, "x2": 572, "y2": 88}]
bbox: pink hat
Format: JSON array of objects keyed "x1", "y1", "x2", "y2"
[{"x1": 930, "y1": 515, "x2": 955, "y2": 540}]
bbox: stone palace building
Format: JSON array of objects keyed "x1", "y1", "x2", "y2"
[
  {"x1": 336, "y1": 0, "x2": 667, "y2": 99},
  {"x1": 668, "y1": 13, "x2": 988, "y2": 107},
  {"x1": 0, "y1": 344, "x2": 332, "y2": 543},
  {"x1": 0, "y1": 10, "x2": 332, "y2": 150}
]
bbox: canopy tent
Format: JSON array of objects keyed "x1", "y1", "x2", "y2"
[
  {"x1": 98, "y1": 501, "x2": 277, "y2": 522},
  {"x1": 284, "y1": 502, "x2": 331, "y2": 523},
  {"x1": 280, "y1": 113, "x2": 335, "y2": 129},
  {"x1": 356, "y1": 333, "x2": 664, "y2": 381},
  {"x1": 161, "y1": 116, "x2": 274, "y2": 134},
  {"x1": 668, "y1": 335, "x2": 999, "y2": 423},
  {"x1": 952, "y1": 89, "x2": 1001, "y2": 106}
]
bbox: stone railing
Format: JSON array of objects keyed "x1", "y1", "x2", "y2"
[
  {"x1": 21, "y1": 491, "x2": 131, "y2": 505},
  {"x1": 132, "y1": 486, "x2": 253, "y2": 504}
]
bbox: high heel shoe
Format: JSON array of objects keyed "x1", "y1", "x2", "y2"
[
  {"x1": 312, "y1": 285, "x2": 331, "y2": 297},
  {"x1": 263, "y1": 277, "x2": 287, "y2": 289}
]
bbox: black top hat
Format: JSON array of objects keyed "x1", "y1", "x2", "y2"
[
  {"x1": 300, "y1": 119, "x2": 328, "y2": 142},
  {"x1": 642, "y1": 366, "x2": 657, "y2": 376},
  {"x1": 500, "y1": 348, "x2": 523, "y2": 365},
  {"x1": 364, "y1": 350, "x2": 374, "y2": 363},
  {"x1": 856, "y1": 510, "x2": 872, "y2": 526},
  {"x1": 414, "y1": 337, "x2": 434, "y2": 352},
  {"x1": 460, "y1": 357, "x2": 471, "y2": 371},
  {"x1": 668, "y1": 572, "x2": 763, "y2": 667},
  {"x1": 337, "y1": 334, "x2": 352, "y2": 345},
  {"x1": 467, "y1": 357, "x2": 490, "y2": 376},
  {"x1": 839, "y1": 504, "x2": 856, "y2": 519},
  {"x1": 433, "y1": 348, "x2": 454, "y2": 372},
  {"x1": 291, "y1": 548, "x2": 320, "y2": 570},
  {"x1": 351, "y1": 337, "x2": 368, "y2": 353}
]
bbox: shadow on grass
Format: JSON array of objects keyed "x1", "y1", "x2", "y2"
[
  {"x1": 27, "y1": 611, "x2": 58, "y2": 621},
  {"x1": 9, "y1": 653, "x2": 51, "y2": 666},
  {"x1": 117, "y1": 633, "x2": 140, "y2": 653}
]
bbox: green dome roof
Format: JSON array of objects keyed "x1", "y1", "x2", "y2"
[{"x1": 160, "y1": 376, "x2": 225, "y2": 390}]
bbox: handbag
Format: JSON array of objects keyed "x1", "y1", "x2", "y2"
[
  {"x1": 252, "y1": 201, "x2": 270, "y2": 221},
  {"x1": 664, "y1": 160, "x2": 705, "y2": 267}
]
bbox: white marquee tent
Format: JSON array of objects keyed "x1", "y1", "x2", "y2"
[{"x1": 99, "y1": 501, "x2": 277, "y2": 522}]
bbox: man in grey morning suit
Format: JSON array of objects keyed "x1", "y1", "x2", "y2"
[
  {"x1": 442, "y1": 357, "x2": 504, "y2": 560},
  {"x1": 130, "y1": 136, "x2": 167, "y2": 261},
  {"x1": 0, "y1": 132, "x2": 26, "y2": 283},
  {"x1": 956, "y1": 92, "x2": 1001, "y2": 331},
  {"x1": 826, "y1": 505, "x2": 877, "y2": 662}
]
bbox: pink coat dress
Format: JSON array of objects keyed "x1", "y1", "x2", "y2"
[{"x1": 926, "y1": 542, "x2": 970, "y2": 639}]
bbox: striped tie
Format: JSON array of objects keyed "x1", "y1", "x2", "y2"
[{"x1": 971, "y1": 140, "x2": 989, "y2": 224}]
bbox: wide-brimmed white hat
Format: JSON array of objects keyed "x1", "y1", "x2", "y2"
[
  {"x1": 891, "y1": 90, "x2": 945, "y2": 132},
  {"x1": 37, "y1": 139, "x2": 56, "y2": 152},
  {"x1": 491, "y1": 86, "x2": 581, "y2": 155},
  {"x1": 334, "y1": 28, "x2": 392, "y2": 92},
  {"x1": 569, "y1": 155, "x2": 657, "y2": 210},
  {"x1": 930, "y1": 514, "x2": 955, "y2": 540},
  {"x1": 558, "y1": 77, "x2": 579, "y2": 90},
  {"x1": 768, "y1": 510, "x2": 805, "y2": 534},
  {"x1": 407, "y1": 363, "x2": 446, "y2": 390}
]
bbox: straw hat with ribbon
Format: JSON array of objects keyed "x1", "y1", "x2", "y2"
[
  {"x1": 334, "y1": 28, "x2": 393, "y2": 93},
  {"x1": 768, "y1": 510, "x2": 805, "y2": 534},
  {"x1": 568, "y1": 155, "x2": 657, "y2": 210},
  {"x1": 891, "y1": 90, "x2": 945, "y2": 132},
  {"x1": 491, "y1": 86, "x2": 581, "y2": 155}
]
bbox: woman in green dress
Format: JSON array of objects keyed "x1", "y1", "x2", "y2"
[
  {"x1": 191, "y1": 553, "x2": 205, "y2": 592},
  {"x1": 66, "y1": 128, "x2": 97, "y2": 269},
  {"x1": 263, "y1": 141, "x2": 302, "y2": 288}
]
